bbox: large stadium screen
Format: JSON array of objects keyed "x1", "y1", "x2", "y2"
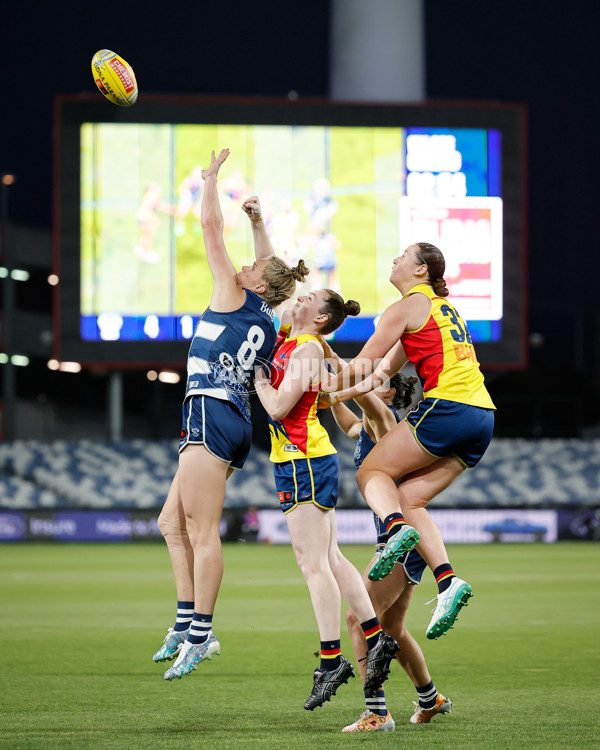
[{"x1": 55, "y1": 97, "x2": 526, "y2": 367}]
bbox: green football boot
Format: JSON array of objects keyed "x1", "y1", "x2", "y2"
[
  {"x1": 367, "y1": 525, "x2": 420, "y2": 581},
  {"x1": 426, "y1": 578, "x2": 473, "y2": 639}
]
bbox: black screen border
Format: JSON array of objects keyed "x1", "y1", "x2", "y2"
[{"x1": 54, "y1": 94, "x2": 527, "y2": 370}]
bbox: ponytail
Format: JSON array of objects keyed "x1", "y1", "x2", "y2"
[
  {"x1": 415, "y1": 242, "x2": 449, "y2": 298},
  {"x1": 260, "y1": 257, "x2": 310, "y2": 307},
  {"x1": 318, "y1": 290, "x2": 361, "y2": 336}
]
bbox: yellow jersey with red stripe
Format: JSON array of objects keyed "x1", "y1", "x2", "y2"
[
  {"x1": 268, "y1": 327, "x2": 337, "y2": 463},
  {"x1": 400, "y1": 284, "x2": 495, "y2": 410}
]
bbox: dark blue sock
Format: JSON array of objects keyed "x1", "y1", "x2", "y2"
[
  {"x1": 416, "y1": 680, "x2": 438, "y2": 709},
  {"x1": 365, "y1": 688, "x2": 388, "y2": 716},
  {"x1": 383, "y1": 513, "x2": 406, "y2": 539},
  {"x1": 434, "y1": 564, "x2": 455, "y2": 594},
  {"x1": 320, "y1": 639, "x2": 341, "y2": 671},
  {"x1": 361, "y1": 617, "x2": 382, "y2": 651},
  {"x1": 188, "y1": 613, "x2": 213, "y2": 644},
  {"x1": 174, "y1": 600, "x2": 194, "y2": 632}
]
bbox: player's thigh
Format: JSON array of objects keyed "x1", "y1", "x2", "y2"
[
  {"x1": 398, "y1": 456, "x2": 465, "y2": 509},
  {"x1": 286, "y1": 503, "x2": 332, "y2": 566},
  {"x1": 178, "y1": 444, "x2": 230, "y2": 527},
  {"x1": 359, "y1": 421, "x2": 437, "y2": 482}
]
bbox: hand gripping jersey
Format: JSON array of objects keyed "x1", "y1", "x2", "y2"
[
  {"x1": 400, "y1": 284, "x2": 495, "y2": 410},
  {"x1": 185, "y1": 290, "x2": 276, "y2": 423},
  {"x1": 268, "y1": 327, "x2": 337, "y2": 463}
]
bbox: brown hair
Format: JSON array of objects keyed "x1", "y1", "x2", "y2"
[
  {"x1": 415, "y1": 242, "x2": 449, "y2": 297},
  {"x1": 317, "y1": 290, "x2": 361, "y2": 335},
  {"x1": 260, "y1": 257, "x2": 309, "y2": 307},
  {"x1": 389, "y1": 372, "x2": 418, "y2": 410}
]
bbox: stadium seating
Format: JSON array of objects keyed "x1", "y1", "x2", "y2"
[{"x1": 0, "y1": 437, "x2": 599, "y2": 510}]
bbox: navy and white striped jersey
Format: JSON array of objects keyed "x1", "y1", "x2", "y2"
[{"x1": 185, "y1": 290, "x2": 276, "y2": 423}]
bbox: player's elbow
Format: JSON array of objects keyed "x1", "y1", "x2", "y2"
[
  {"x1": 269, "y1": 405, "x2": 291, "y2": 422},
  {"x1": 201, "y1": 215, "x2": 224, "y2": 232}
]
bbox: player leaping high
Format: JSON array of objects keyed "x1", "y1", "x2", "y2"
[
  {"x1": 322, "y1": 242, "x2": 495, "y2": 639},
  {"x1": 152, "y1": 149, "x2": 308, "y2": 681}
]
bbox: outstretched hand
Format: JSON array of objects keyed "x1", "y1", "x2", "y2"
[
  {"x1": 202, "y1": 149, "x2": 230, "y2": 180},
  {"x1": 242, "y1": 195, "x2": 263, "y2": 222}
]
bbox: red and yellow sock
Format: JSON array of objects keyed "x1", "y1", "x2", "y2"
[
  {"x1": 383, "y1": 513, "x2": 406, "y2": 539},
  {"x1": 361, "y1": 617, "x2": 382, "y2": 651},
  {"x1": 320, "y1": 640, "x2": 341, "y2": 670},
  {"x1": 434, "y1": 564, "x2": 455, "y2": 594}
]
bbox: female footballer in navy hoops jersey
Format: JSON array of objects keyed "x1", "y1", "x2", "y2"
[
  {"x1": 245, "y1": 204, "x2": 400, "y2": 712},
  {"x1": 322, "y1": 242, "x2": 495, "y2": 641},
  {"x1": 153, "y1": 149, "x2": 308, "y2": 681},
  {"x1": 328, "y1": 374, "x2": 452, "y2": 730}
]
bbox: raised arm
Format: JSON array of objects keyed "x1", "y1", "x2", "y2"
[
  {"x1": 255, "y1": 341, "x2": 323, "y2": 422},
  {"x1": 201, "y1": 149, "x2": 246, "y2": 308},
  {"x1": 242, "y1": 196, "x2": 276, "y2": 260},
  {"x1": 330, "y1": 387, "x2": 398, "y2": 443},
  {"x1": 352, "y1": 393, "x2": 398, "y2": 443},
  {"x1": 330, "y1": 401, "x2": 363, "y2": 440}
]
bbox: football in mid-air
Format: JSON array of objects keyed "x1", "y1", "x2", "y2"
[{"x1": 91, "y1": 49, "x2": 138, "y2": 107}]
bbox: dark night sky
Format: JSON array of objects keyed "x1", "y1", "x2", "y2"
[{"x1": 1, "y1": 0, "x2": 598, "y2": 383}]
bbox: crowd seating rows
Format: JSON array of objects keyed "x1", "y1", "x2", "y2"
[{"x1": 0, "y1": 438, "x2": 599, "y2": 510}]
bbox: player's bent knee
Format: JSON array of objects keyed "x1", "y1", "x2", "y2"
[
  {"x1": 356, "y1": 465, "x2": 369, "y2": 491},
  {"x1": 157, "y1": 513, "x2": 186, "y2": 540}
]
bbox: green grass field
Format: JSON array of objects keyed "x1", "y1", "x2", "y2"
[{"x1": 1, "y1": 542, "x2": 599, "y2": 748}]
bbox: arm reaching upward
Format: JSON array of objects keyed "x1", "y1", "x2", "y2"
[
  {"x1": 201, "y1": 149, "x2": 246, "y2": 309},
  {"x1": 330, "y1": 401, "x2": 363, "y2": 439},
  {"x1": 242, "y1": 196, "x2": 276, "y2": 260},
  {"x1": 352, "y1": 392, "x2": 398, "y2": 443}
]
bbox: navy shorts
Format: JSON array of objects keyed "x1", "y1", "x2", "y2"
[
  {"x1": 373, "y1": 546, "x2": 427, "y2": 585},
  {"x1": 406, "y1": 397, "x2": 494, "y2": 468},
  {"x1": 179, "y1": 395, "x2": 252, "y2": 470},
  {"x1": 273, "y1": 454, "x2": 339, "y2": 514}
]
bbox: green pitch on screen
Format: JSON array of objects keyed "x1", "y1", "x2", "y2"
[{"x1": 80, "y1": 123, "x2": 409, "y2": 321}]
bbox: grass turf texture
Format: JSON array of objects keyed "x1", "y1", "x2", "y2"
[{"x1": 1, "y1": 542, "x2": 598, "y2": 748}]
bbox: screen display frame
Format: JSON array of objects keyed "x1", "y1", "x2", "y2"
[{"x1": 54, "y1": 94, "x2": 527, "y2": 369}]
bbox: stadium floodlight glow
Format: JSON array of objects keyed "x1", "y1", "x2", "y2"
[
  {"x1": 48, "y1": 274, "x2": 59, "y2": 286},
  {"x1": 47, "y1": 359, "x2": 60, "y2": 370},
  {"x1": 158, "y1": 370, "x2": 180, "y2": 384},
  {"x1": 11, "y1": 269, "x2": 30, "y2": 282},
  {"x1": 0, "y1": 267, "x2": 8, "y2": 278},
  {"x1": 11, "y1": 354, "x2": 30, "y2": 367},
  {"x1": 58, "y1": 361, "x2": 82, "y2": 373},
  {"x1": 146, "y1": 370, "x2": 158, "y2": 381},
  {"x1": 0, "y1": 353, "x2": 8, "y2": 364}
]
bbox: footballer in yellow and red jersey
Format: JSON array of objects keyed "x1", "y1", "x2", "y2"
[
  {"x1": 268, "y1": 327, "x2": 337, "y2": 463},
  {"x1": 400, "y1": 284, "x2": 495, "y2": 410}
]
